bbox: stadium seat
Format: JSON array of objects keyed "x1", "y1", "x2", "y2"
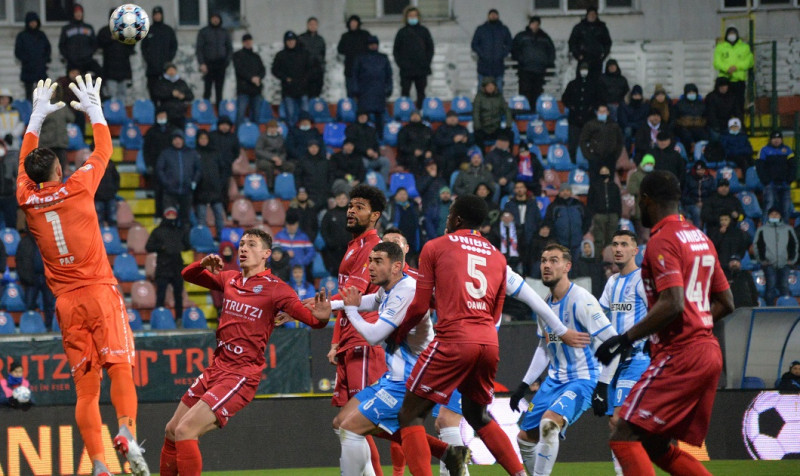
[
  {"x1": 102, "y1": 99, "x2": 128, "y2": 125},
  {"x1": 530, "y1": 144, "x2": 546, "y2": 168},
  {"x1": 144, "y1": 252, "x2": 157, "y2": 280},
  {"x1": 393, "y1": 97, "x2": 416, "y2": 121},
  {"x1": 389, "y1": 172, "x2": 419, "y2": 199},
  {"x1": 337, "y1": 98, "x2": 357, "y2": 123},
  {"x1": 256, "y1": 98, "x2": 275, "y2": 124},
  {"x1": 758, "y1": 297, "x2": 766, "y2": 307},
  {"x1": 717, "y1": 166, "x2": 743, "y2": 193},
  {"x1": 242, "y1": 173, "x2": 271, "y2": 201},
  {"x1": 741, "y1": 376, "x2": 766, "y2": 389},
  {"x1": 190, "y1": 225, "x2": 217, "y2": 253},
  {"x1": 320, "y1": 276, "x2": 338, "y2": 295},
  {"x1": 739, "y1": 217, "x2": 756, "y2": 242},
  {"x1": 131, "y1": 280, "x2": 156, "y2": 309},
  {"x1": 19, "y1": 311, "x2": 46, "y2": 334},
  {"x1": 120, "y1": 120, "x2": 143, "y2": 150},
  {"x1": 509, "y1": 121, "x2": 521, "y2": 144},
  {"x1": 673, "y1": 141, "x2": 688, "y2": 160},
  {"x1": 541, "y1": 169, "x2": 561, "y2": 197},
  {"x1": 621, "y1": 193, "x2": 635, "y2": 219},
  {"x1": 740, "y1": 252, "x2": 757, "y2": 271},
  {"x1": 449, "y1": 170, "x2": 459, "y2": 190},
  {"x1": 777, "y1": 295, "x2": 797, "y2": 307},
  {"x1": 554, "y1": 118, "x2": 569, "y2": 144},
  {"x1": 753, "y1": 269, "x2": 765, "y2": 297},
  {"x1": 218, "y1": 99, "x2": 237, "y2": 122},
  {"x1": 314, "y1": 232, "x2": 325, "y2": 251},
  {"x1": 182, "y1": 307, "x2": 208, "y2": 329},
  {"x1": 575, "y1": 147, "x2": 590, "y2": 170},
  {"x1": 737, "y1": 191, "x2": 762, "y2": 219},
  {"x1": 422, "y1": 97, "x2": 446, "y2": 122},
  {"x1": 526, "y1": 120, "x2": 551, "y2": 145},
  {"x1": 364, "y1": 171, "x2": 387, "y2": 195},
  {"x1": 116, "y1": 201, "x2": 135, "y2": 228},
  {"x1": 184, "y1": 122, "x2": 198, "y2": 148},
  {"x1": 150, "y1": 307, "x2": 176, "y2": 330},
  {"x1": 499, "y1": 195, "x2": 510, "y2": 210},
  {"x1": 278, "y1": 101, "x2": 288, "y2": 121},
  {"x1": 509, "y1": 95, "x2": 536, "y2": 120},
  {"x1": 125, "y1": 225, "x2": 150, "y2": 254},
  {"x1": 191, "y1": 99, "x2": 216, "y2": 124},
  {"x1": 274, "y1": 173, "x2": 297, "y2": 200},
  {"x1": 312, "y1": 253, "x2": 328, "y2": 278},
  {"x1": 101, "y1": 226, "x2": 125, "y2": 255},
  {"x1": 693, "y1": 140, "x2": 708, "y2": 162},
  {"x1": 745, "y1": 166, "x2": 763, "y2": 192},
  {"x1": 12, "y1": 99, "x2": 32, "y2": 125},
  {"x1": 568, "y1": 168, "x2": 590, "y2": 195},
  {"x1": 231, "y1": 198, "x2": 258, "y2": 227},
  {"x1": 382, "y1": 121, "x2": 402, "y2": 146},
  {"x1": 135, "y1": 149, "x2": 147, "y2": 174},
  {"x1": 126, "y1": 308, "x2": 144, "y2": 331},
  {"x1": 635, "y1": 244, "x2": 646, "y2": 267},
  {"x1": 66, "y1": 123, "x2": 86, "y2": 150},
  {"x1": 262, "y1": 199, "x2": 286, "y2": 227},
  {"x1": 1, "y1": 283, "x2": 25, "y2": 312},
  {"x1": 309, "y1": 98, "x2": 333, "y2": 123},
  {"x1": 547, "y1": 144, "x2": 574, "y2": 171},
  {"x1": 220, "y1": 227, "x2": 244, "y2": 245},
  {"x1": 536, "y1": 94, "x2": 560, "y2": 121},
  {"x1": 618, "y1": 218, "x2": 635, "y2": 233},
  {"x1": 237, "y1": 121, "x2": 260, "y2": 149},
  {"x1": 536, "y1": 196, "x2": 550, "y2": 219},
  {"x1": 0, "y1": 311, "x2": 15, "y2": 334},
  {"x1": 323, "y1": 122, "x2": 346, "y2": 148},
  {"x1": 113, "y1": 252, "x2": 143, "y2": 282},
  {"x1": 789, "y1": 270, "x2": 800, "y2": 297},
  {"x1": 132, "y1": 99, "x2": 155, "y2": 125},
  {"x1": 1, "y1": 228, "x2": 19, "y2": 256}
]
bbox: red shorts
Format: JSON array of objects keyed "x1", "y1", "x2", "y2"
[
  {"x1": 621, "y1": 340, "x2": 722, "y2": 446},
  {"x1": 332, "y1": 345, "x2": 387, "y2": 407},
  {"x1": 181, "y1": 366, "x2": 259, "y2": 428},
  {"x1": 407, "y1": 339, "x2": 498, "y2": 406}
]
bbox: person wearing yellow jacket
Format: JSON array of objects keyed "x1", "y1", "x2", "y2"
[{"x1": 713, "y1": 26, "x2": 753, "y2": 116}]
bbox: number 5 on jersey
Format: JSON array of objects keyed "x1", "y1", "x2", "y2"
[{"x1": 466, "y1": 254, "x2": 488, "y2": 299}]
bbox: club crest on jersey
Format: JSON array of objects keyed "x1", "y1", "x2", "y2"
[
  {"x1": 253, "y1": 285, "x2": 263, "y2": 293},
  {"x1": 657, "y1": 254, "x2": 665, "y2": 268}
]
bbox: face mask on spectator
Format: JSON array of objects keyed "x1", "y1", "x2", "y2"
[
  {"x1": 729, "y1": 127, "x2": 739, "y2": 135},
  {"x1": 768, "y1": 217, "x2": 781, "y2": 225},
  {"x1": 156, "y1": 117, "x2": 167, "y2": 126},
  {"x1": 727, "y1": 33, "x2": 737, "y2": 43},
  {"x1": 597, "y1": 113, "x2": 608, "y2": 121},
  {"x1": 408, "y1": 17, "x2": 418, "y2": 25},
  {"x1": 299, "y1": 124, "x2": 311, "y2": 131},
  {"x1": 579, "y1": 69, "x2": 588, "y2": 78},
  {"x1": 687, "y1": 93, "x2": 697, "y2": 101},
  {"x1": 642, "y1": 164, "x2": 654, "y2": 172},
  {"x1": 164, "y1": 73, "x2": 179, "y2": 82}
]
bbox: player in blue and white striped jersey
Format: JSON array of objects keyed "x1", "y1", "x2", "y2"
[{"x1": 597, "y1": 229, "x2": 650, "y2": 476}]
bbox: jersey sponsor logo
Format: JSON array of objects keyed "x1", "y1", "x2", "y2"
[
  {"x1": 223, "y1": 299, "x2": 264, "y2": 321},
  {"x1": 375, "y1": 388, "x2": 398, "y2": 408},
  {"x1": 675, "y1": 229, "x2": 708, "y2": 244},
  {"x1": 638, "y1": 409, "x2": 652, "y2": 420},
  {"x1": 217, "y1": 339, "x2": 244, "y2": 355},
  {"x1": 25, "y1": 186, "x2": 69, "y2": 206},
  {"x1": 253, "y1": 285, "x2": 263, "y2": 293},
  {"x1": 547, "y1": 332, "x2": 563, "y2": 344},
  {"x1": 447, "y1": 234, "x2": 494, "y2": 250},
  {"x1": 610, "y1": 302, "x2": 633, "y2": 312},
  {"x1": 78, "y1": 164, "x2": 93, "y2": 172}
]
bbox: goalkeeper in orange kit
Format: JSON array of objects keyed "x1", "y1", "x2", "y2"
[{"x1": 18, "y1": 76, "x2": 150, "y2": 476}]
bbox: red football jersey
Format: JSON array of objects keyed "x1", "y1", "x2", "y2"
[
  {"x1": 334, "y1": 229, "x2": 381, "y2": 352},
  {"x1": 641, "y1": 215, "x2": 729, "y2": 355},
  {"x1": 417, "y1": 229, "x2": 507, "y2": 344},
  {"x1": 403, "y1": 263, "x2": 420, "y2": 280}
]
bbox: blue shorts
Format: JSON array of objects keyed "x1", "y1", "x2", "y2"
[
  {"x1": 606, "y1": 353, "x2": 650, "y2": 416},
  {"x1": 519, "y1": 377, "x2": 593, "y2": 437},
  {"x1": 432, "y1": 388, "x2": 463, "y2": 418},
  {"x1": 355, "y1": 378, "x2": 406, "y2": 434}
]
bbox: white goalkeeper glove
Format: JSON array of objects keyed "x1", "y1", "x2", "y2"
[
  {"x1": 27, "y1": 79, "x2": 65, "y2": 136},
  {"x1": 69, "y1": 73, "x2": 106, "y2": 126}
]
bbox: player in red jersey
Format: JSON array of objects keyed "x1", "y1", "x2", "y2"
[
  {"x1": 393, "y1": 195, "x2": 526, "y2": 476},
  {"x1": 596, "y1": 170, "x2": 735, "y2": 476},
  {"x1": 158, "y1": 229, "x2": 329, "y2": 476}
]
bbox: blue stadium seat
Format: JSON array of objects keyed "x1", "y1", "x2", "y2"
[
  {"x1": 568, "y1": 168, "x2": 590, "y2": 195},
  {"x1": 1, "y1": 283, "x2": 25, "y2": 312},
  {"x1": 218, "y1": 99, "x2": 237, "y2": 123},
  {"x1": 66, "y1": 123, "x2": 86, "y2": 150},
  {"x1": 256, "y1": 98, "x2": 275, "y2": 124},
  {"x1": 0, "y1": 311, "x2": 15, "y2": 334},
  {"x1": 243, "y1": 173, "x2": 271, "y2": 201},
  {"x1": 113, "y1": 253, "x2": 143, "y2": 282},
  {"x1": 279, "y1": 101, "x2": 289, "y2": 121},
  {"x1": 1, "y1": 228, "x2": 20, "y2": 256},
  {"x1": 536, "y1": 94, "x2": 561, "y2": 121},
  {"x1": 554, "y1": 118, "x2": 569, "y2": 144},
  {"x1": 393, "y1": 97, "x2": 416, "y2": 121},
  {"x1": 135, "y1": 149, "x2": 147, "y2": 174},
  {"x1": 509, "y1": 121, "x2": 521, "y2": 144},
  {"x1": 529, "y1": 145, "x2": 546, "y2": 168},
  {"x1": 337, "y1": 98, "x2": 357, "y2": 123},
  {"x1": 741, "y1": 376, "x2": 766, "y2": 389},
  {"x1": 182, "y1": 307, "x2": 208, "y2": 329},
  {"x1": 499, "y1": 195, "x2": 510, "y2": 210},
  {"x1": 274, "y1": 173, "x2": 297, "y2": 200},
  {"x1": 101, "y1": 226, "x2": 125, "y2": 255},
  {"x1": 382, "y1": 121, "x2": 401, "y2": 146},
  {"x1": 753, "y1": 269, "x2": 765, "y2": 297},
  {"x1": 422, "y1": 97, "x2": 446, "y2": 122},
  {"x1": 150, "y1": 307, "x2": 176, "y2": 330},
  {"x1": 184, "y1": 122, "x2": 198, "y2": 148},
  {"x1": 758, "y1": 297, "x2": 766, "y2": 307},
  {"x1": 50, "y1": 313, "x2": 60, "y2": 332},
  {"x1": 618, "y1": 218, "x2": 635, "y2": 233},
  {"x1": 536, "y1": 196, "x2": 550, "y2": 219},
  {"x1": 509, "y1": 95, "x2": 536, "y2": 120},
  {"x1": 389, "y1": 172, "x2": 419, "y2": 199},
  {"x1": 739, "y1": 217, "x2": 756, "y2": 242},
  {"x1": 745, "y1": 166, "x2": 762, "y2": 192},
  {"x1": 126, "y1": 308, "x2": 144, "y2": 331},
  {"x1": 132, "y1": 99, "x2": 155, "y2": 125},
  {"x1": 120, "y1": 120, "x2": 143, "y2": 149},
  {"x1": 575, "y1": 147, "x2": 590, "y2": 170},
  {"x1": 312, "y1": 253, "x2": 328, "y2": 279},
  {"x1": 220, "y1": 227, "x2": 244, "y2": 245},
  {"x1": 189, "y1": 225, "x2": 217, "y2": 253},
  {"x1": 737, "y1": 191, "x2": 762, "y2": 219},
  {"x1": 313, "y1": 232, "x2": 325, "y2": 251},
  {"x1": 365, "y1": 171, "x2": 387, "y2": 195},
  {"x1": 693, "y1": 140, "x2": 709, "y2": 162},
  {"x1": 449, "y1": 170, "x2": 459, "y2": 190},
  {"x1": 450, "y1": 95, "x2": 473, "y2": 120},
  {"x1": 237, "y1": 121, "x2": 260, "y2": 149},
  {"x1": 102, "y1": 99, "x2": 128, "y2": 125},
  {"x1": 12, "y1": 99, "x2": 32, "y2": 125},
  {"x1": 278, "y1": 121, "x2": 289, "y2": 138},
  {"x1": 191, "y1": 99, "x2": 216, "y2": 124},
  {"x1": 320, "y1": 276, "x2": 338, "y2": 296},
  {"x1": 323, "y1": 122, "x2": 346, "y2": 148},
  {"x1": 309, "y1": 98, "x2": 333, "y2": 123},
  {"x1": 526, "y1": 120, "x2": 550, "y2": 145},
  {"x1": 673, "y1": 141, "x2": 688, "y2": 160},
  {"x1": 717, "y1": 166, "x2": 743, "y2": 193},
  {"x1": 635, "y1": 244, "x2": 646, "y2": 267},
  {"x1": 547, "y1": 144, "x2": 574, "y2": 171},
  {"x1": 20, "y1": 311, "x2": 46, "y2": 334},
  {"x1": 740, "y1": 252, "x2": 757, "y2": 271},
  {"x1": 790, "y1": 270, "x2": 800, "y2": 297}
]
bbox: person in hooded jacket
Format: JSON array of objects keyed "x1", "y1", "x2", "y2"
[
  {"x1": 471, "y1": 9, "x2": 513, "y2": 93},
  {"x1": 233, "y1": 33, "x2": 266, "y2": 126},
  {"x1": 269, "y1": 245, "x2": 292, "y2": 283},
  {"x1": 141, "y1": 6, "x2": 178, "y2": 100},
  {"x1": 295, "y1": 139, "x2": 331, "y2": 206},
  {"x1": 352, "y1": 36, "x2": 392, "y2": 135},
  {"x1": 286, "y1": 112, "x2": 324, "y2": 161},
  {"x1": 633, "y1": 108, "x2": 668, "y2": 162},
  {"x1": 255, "y1": 120, "x2": 291, "y2": 186},
  {"x1": 579, "y1": 104, "x2": 624, "y2": 179},
  {"x1": 701, "y1": 178, "x2": 744, "y2": 235},
  {"x1": 453, "y1": 151, "x2": 496, "y2": 197},
  {"x1": 714, "y1": 26, "x2": 753, "y2": 117},
  {"x1": 58, "y1": 4, "x2": 99, "y2": 74},
  {"x1": 330, "y1": 139, "x2": 366, "y2": 188},
  {"x1": 94, "y1": 159, "x2": 119, "y2": 227},
  {"x1": 196, "y1": 12, "x2": 232, "y2": 107},
  {"x1": 649, "y1": 131, "x2": 686, "y2": 184},
  {"x1": 146, "y1": 207, "x2": 191, "y2": 324},
  {"x1": 511, "y1": 16, "x2": 555, "y2": 108},
  {"x1": 778, "y1": 361, "x2": 800, "y2": 394},
  {"x1": 272, "y1": 31, "x2": 312, "y2": 127},
  {"x1": 397, "y1": 111, "x2": 433, "y2": 175},
  {"x1": 755, "y1": 208, "x2": 798, "y2": 304},
  {"x1": 708, "y1": 213, "x2": 750, "y2": 271},
  {"x1": 143, "y1": 109, "x2": 176, "y2": 216},
  {"x1": 320, "y1": 191, "x2": 351, "y2": 275},
  {"x1": 473, "y1": 76, "x2": 513, "y2": 148},
  {"x1": 599, "y1": 59, "x2": 629, "y2": 122},
  {"x1": 432, "y1": 110, "x2": 472, "y2": 179},
  {"x1": 618, "y1": 85, "x2": 649, "y2": 150},
  {"x1": 719, "y1": 117, "x2": 753, "y2": 170},
  {"x1": 705, "y1": 77, "x2": 737, "y2": 139},
  {"x1": 157, "y1": 130, "x2": 201, "y2": 229},
  {"x1": 587, "y1": 165, "x2": 621, "y2": 251},
  {"x1": 14, "y1": 11, "x2": 50, "y2": 102},
  {"x1": 289, "y1": 187, "x2": 319, "y2": 236},
  {"x1": 16, "y1": 230, "x2": 55, "y2": 330},
  {"x1": 153, "y1": 63, "x2": 193, "y2": 129},
  {"x1": 209, "y1": 116, "x2": 241, "y2": 204},
  {"x1": 193, "y1": 130, "x2": 225, "y2": 240},
  {"x1": 298, "y1": 17, "x2": 326, "y2": 98},
  {"x1": 568, "y1": 7, "x2": 612, "y2": 78},
  {"x1": 97, "y1": 8, "x2": 135, "y2": 102},
  {"x1": 674, "y1": 83, "x2": 708, "y2": 148},
  {"x1": 681, "y1": 160, "x2": 716, "y2": 228},
  {"x1": 393, "y1": 6, "x2": 434, "y2": 109},
  {"x1": 562, "y1": 62, "x2": 602, "y2": 160},
  {"x1": 338, "y1": 15, "x2": 371, "y2": 98},
  {"x1": 649, "y1": 85, "x2": 674, "y2": 127},
  {"x1": 210, "y1": 241, "x2": 239, "y2": 310}
]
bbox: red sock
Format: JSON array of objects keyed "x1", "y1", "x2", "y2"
[
  {"x1": 366, "y1": 435, "x2": 384, "y2": 476},
  {"x1": 390, "y1": 441, "x2": 406, "y2": 476},
  {"x1": 159, "y1": 437, "x2": 178, "y2": 476},
  {"x1": 654, "y1": 444, "x2": 711, "y2": 476},
  {"x1": 609, "y1": 441, "x2": 656, "y2": 476},
  {"x1": 176, "y1": 439, "x2": 202, "y2": 476},
  {"x1": 375, "y1": 430, "x2": 402, "y2": 444},
  {"x1": 401, "y1": 425, "x2": 433, "y2": 476},
  {"x1": 476, "y1": 420, "x2": 525, "y2": 476},
  {"x1": 426, "y1": 434, "x2": 448, "y2": 460}
]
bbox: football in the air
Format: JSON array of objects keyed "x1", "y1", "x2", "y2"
[
  {"x1": 742, "y1": 391, "x2": 800, "y2": 459},
  {"x1": 12, "y1": 385, "x2": 31, "y2": 404},
  {"x1": 109, "y1": 4, "x2": 150, "y2": 45}
]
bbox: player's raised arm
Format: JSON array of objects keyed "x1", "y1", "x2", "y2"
[
  {"x1": 277, "y1": 284, "x2": 328, "y2": 329},
  {"x1": 68, "y1": 74, "x2": 112, "y2": 191},
  {"x1": 336, "y1": 286, "x2": 398, "y2": 345},
  {"x1": 181, "y1": 256, "x2": 225, "y2": 291},
  {"x1": 19, "y1": 79, "x2": 65, "y2": 180}
]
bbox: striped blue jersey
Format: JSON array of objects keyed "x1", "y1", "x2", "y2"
[
  {"x1": 599, "y1": 268, "x2": 648, "y2": 351},
  {"x1": 538, "y1": 283, "x2": 613, "y2": 384}
]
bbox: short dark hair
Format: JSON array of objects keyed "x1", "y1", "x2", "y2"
[
  {"x1": 9, "y1": 361, "x2": 22, "y2": 372},
  {"x1": 372, "y1": 241, "x2": 404, "y2": 264},
  {"x1": 612, "y1": 229, "x2": 638, "y2": 243},
  {"x1": 529, "y1": 15, "x2": 541, "y2": 24},
  {"x1": 640, "y1": 170, "x2": 681, "y2": 204},
  {"x1": 450, "y1": 194, "x2": 488, "y2": 229},
  {"x1": 24, "y1": 148, "x2": 59, "y2": 184},
  {"x1": 543, "y1": 243, "x2": 571, "y2": 262},
  {"x1": 382, "y1": 226, "x2": 404, "y2": 237},
  {"x1": 349, "y1": 184, "x2": 386, "y2": 214},
  {"x1": 307, "y1": 16, "x2": 318, "y2": 22},
  {"x1": 242, "y1": 228, "x2": 273, "y2": 249}
]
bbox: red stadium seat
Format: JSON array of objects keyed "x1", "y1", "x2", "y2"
[
  {"x1": 131, "y1": 280, "x2": 156, "y2": 309},
  {"x1": 232, "y1": 151, "x2": 252, "y2": 176},
  {"x1": 125, "y1": 225, "x2": 150, "y2": 254},
  {"x1": 116, "y1": 201, "x2": 135, "y2": 228},
  {"x1": 262, "y1": 199, "x2": 286, "y2": 227},
  {"x1": 144, "y1": 252, "x2": 157, "y2": 280},
  {"x1": 231, "y1": 198, "x2": 258, "y2": 227}
]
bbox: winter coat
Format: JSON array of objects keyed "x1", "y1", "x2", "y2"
[
  {"x1": 255, "y1": 132, "x2": 287, "y2": 170},
  {"x1": 195, "y1": 143, "x2": 225, "y2": 204},
  {"x1": 701, "y1": 191, "x2": 745, "y2": 229},
  {"x1": 453, "y1": 165, "x2": 495, "y2": 197},
  {"x1": 97, "y1": 26, "x2": 135, "y2": 81},
  {"x1": 504, "y1": 198, "x2": 541, "y2": 247},
  {"x1": 345, "y1": 122, "x2": 380, "y2": 157},
  {"x1": 562, "y1": 75, "x2": 602, "y2": 128},
  {"x1": 291, "y1": 277, "x2": 316, "y2": 303},
  {"x1": 14, "y1": 12, "x2": 50, "y2": 83},
  {"x1": 432, "y1": 123, "x2": 471, "y2": 159},
  {"x1": 337, "y1": 16, "x2": 371, "y2": 77},
  {"x1": 58, "y1": 19, "x2": 97, "y2": 70},
  {"x1": 727, "y1": 269, "x2": 759, "y2": 309},
  {"x1": 209, "y1": 130, "x2": 240, "y2": 179},
  {"x1": 568, "y1": 18, "x2": 612, "y2": 64},
  {"x1": 295, "y1": 151, "x2": 331, "y2": 203},
  {"x1": 579, "y1": 119, "x2": 624, "y2": 160},
  {"x1": 486, "y1": 148, "x2": 516, "y2": 185},
  {"x1": 320, "y1": 205, "x2": 350, "y2": 273},
  {"x1": 511, "y1": 27, "x2": 555, "y2": 74},
  {"x1": 143, "y1": 123, "x2": 178, "y2": 172},
  {"x1": 330, "y1": 151, "x2": 366, "y2": 183},
  {"x1": 270, "y1": 251, "x2": 292, "y2": 282},
  {"x1": 397, "y1": 122, "x2": 433, "y2": 158},
  {"x1": 471, "y1": 21, "x2": 512, "y2": 77},
  {"x1": 298, "y1": 30, "x2": 326, "y2": 68},
  {"x1": 714, "y1": 38, "x2": 754, "y2": 82},
  {"x1": 0, "y1": 152, "x2": 17, "y2": 198},
  {"x1": 39, "y1": 107, "x2": 74, "y2": 150},
  {"x1": 289, "y1": 200, "x2": 319, "y2": 239},
  {"x1": 141, "y1": 19, "x2": 178, "y2": 76},
  {"x1": 393, "y1": 24, "x2": 435, "y2": 78},
  {"x1": 417, "y1": 174, "x2": 446, "y2": 210},
  {"x1": 152, "y1": 77, "x2": 194, "y2": 125},
  {"x1": 633, "y1": 121, "x2": 669, "y2": 162},
  {"x1": 473, "y1": 78, "x2": 513, "y2": 133},
  {"x1": 650, "y1": 145, "x2": 686, "y2": 184},
  {"x1": 681, "y1": 172, "x2": 716, "y2": 207},
  {"x1": 618, "y1": 99, "x2": 650, "y2": 133},
  {"x1": 544, "y1": 196, "x2": 587, "y2": 250},
  {"x1": 233, "y1": 47, "x2": 266, "y2": 97},
  {"x1": 196, "y1": 19, "x2": 232, "y2": 66},
  {"x1": 286, "y1": 126, "x2": 323, "y2": 161},
  {"x1": 274, "y1": 228, "x2": 316, "y2": 268},
  {"x1": 754, "y1": 221, "x2": 798, "y2": 268},
  {"x1": 705, "y1": 80, "x2": 737, "y2": 132},
  {"x1": 625, "y1": 167, "x2": 648, "y2": 220},
  {"x1": 95, "y1": 160, "x2": 119, "y2": 202},
  {"x1": 756, "y1": 144, "x2": 796, "y2": 185},
  {"x1": 650, "y1": 97, "x2": 674, "y2": 125},
  {"x1": 391, "y1": 201, "x2": 420, "y2": 252},
  {"x1": 720, "y1": 132, "x2": 753, "y2": 160},
  {"x1": 778, "y1": 371, "x2": 800, "y2": 393},
  {"x1": 600, "y1": 61, "x2": 629, "y2": 104},
  {"x1": 146, "y1": 220, "x2": 190, "y2": 278},
  {"x1": 674, "y1": 98, "x2": 707, "y2": 129},
  {"x1": 16, "y1": 234, "x2": 42, "y2": 287},
  {"x1": 272, "y1": 45, "x2": 311, "y2": 99},
  {"x1": 156, "y1": 144, "x2": 201, "y2": 195},
  {"x1": 587, "y1": 178, "x2": 622, "y2": 216},
  {"x1": 352, "y1": 50, "x2": 393, "y2": 112},
  {"x1": 708, "y1": 226, "x2": 749, "y2": 268}
]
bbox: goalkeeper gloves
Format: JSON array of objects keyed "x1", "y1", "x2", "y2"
[
  {"x1": 69, "y1": 73, "x2": 105, "y2": 125},
  {"x1": 28, "y1": 79, "x2": 65, "y2": 135}
]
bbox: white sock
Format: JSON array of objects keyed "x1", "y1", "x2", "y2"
[
  {"x1": 533, "y1": 419, "x2": 560, "y2": 476},
  {"x1": 340, "y1": 429, "x2": 369, "y2": 476},
  {"x1": 438, "y1": 426, "x2": 469, "y2": 476},
  {"x1": 517, "y1": 436, "x2": 537, "y2": 476},
  {"x1": 612, "y1": 450, "x2": 623, "y2": 476}
]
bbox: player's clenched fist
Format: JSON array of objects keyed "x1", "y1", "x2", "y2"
[{"x1": 200, "y1": 254, "x2": 224, "y2": 274}]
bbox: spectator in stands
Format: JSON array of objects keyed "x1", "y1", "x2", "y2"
[
  {"x1": 528, "y1": 224, "x2": 554, "y2": 279},
  {"x1": 682, "y1": 160, "x2": 716, "y2": 228},
  {"x1": 706, "y1": 77, "x2": 737, "y2": 140},
  {"x1": 475, "y1": 182, "x2": 499, "y2": 216},
  {"x1": 233, "y1": 33, "x2": 266, "y2": 126},
  {"x1": 295, "y1": 139, "x2": 331, "y2": 206},
  {"x1": 353, "y1": 36, "x2": 392, "y2": 136},
  {"x1": 544, "y1": 183, "x2": 588, "y2": 256},
  {"x1": 269, "y1": 245, "x2": 291, "y2": 282},
  {"x1": 673, "y1": 83, "x2": 708, "y2": 148},
  {"x1": 515, "y1": 142, "x2": 543, "y2": 195},
  {"x1": 255, "y1": 120, "x2": 289, "y2": 186},
  {"x1": 345, "y1": 112, "x2": 390, "y2": 184},
  {"x1": 56, "y1": 69, "x2": 85, "y2": 138},
  {"x1": 504, "y1": 181, "x2": 540, "y2": 275},
  {"x1": 702, "y1": 178, "x2": 744, "y2": 235},
  {"x1": 495, "y1": 210, "x2": 522, "y2": 272},
  {"x1": 473, "y1": 77, "x2": 513, "y2": 148},
  {"x1": 275, "y1": 209, "x2": 316, "y2": 273},
  {"x1": 330, "y1": 139, "x2": 366, "y2": 192},
  {"x1": 146, "y1": 207, "x2": 190, "y2": 324},
  {"x1": 298, "y1": 17, "x2": 326, "y2": 99},
  {"x1": 778, "y1": 361, "x2": 800, "y2": 393},
  {"x1": 0, "y1": 361, "x2": 32, "y2": 409},
  {"x1": 633, "y1": 108, "x2": 667, "y2": 162},
  {"x1": 562, "y1": 61, "x2": 602, "y2": 160},
  {"x1": 626, "y1": 154, "x2": 653, "y2": 241},
  {"x1": 754, "y1": 207, "x2": 798, "y2": 304},
  {"x1": 650, "y1": 131, "x2": 685, "y2": 184},
  {"x1": 719, "y1": 117, "x2": 753, "y2": 170},
  {"x1": 423, "y1": 186, "x2": 451, "y2": 241},
  {"x1": 587, "y1": 165, "x2": 622, "y2": 252},
  {"x1": 397, "y1": 111, "x2": 433, "y2": 175},
  {"x1": 649, "y1": 85, "x2": 673, "y2": 127},
  {"x1": 579, "y1": 104, "x2": 624, "y2": 179},
  {"x1": 338, "y1": 15, "x2": 371, "y2": 98},
  {"x1": 417, "y1": 157, "x2": 446, "y2": 208},
  {"x1": 486, "y1": 131, "x2": 516, "y2": 196},
  {"x1": 290, "y1": 265, "x2": 315, "y2": 303},
  {"x1": 571, "y1": 239, "x2": 606, "y2": 297},
  {"x1": 38, "y1": 85, "x2": 74, "y2": 174},
  {"x1": 320, "y1": 191, "x2": 350, "y2": 275},
  {"x1": 141, "y1": 6, "x2": 178, "y2": 100},
  {"x1": 0, "y1": 143, "x2": 16, "y2": 230},
  {"x1": 714, "y1": 26, "x2": 753, "y2": 116},
  {"x1": 432, "y1": 110, "x2": 471, "y2": 179},
  {"x1": 393, "y1": 6, "x2": 435, "y2": 110},
  {"x1": 0, "y1": 90, "x2": 23, "y2": 149},
  {"x1": 709, "y1": 212, "x2": 750, "y2": 272},
  {"x1": 94, "y1": 159, "x2": 119, "y2": 227},
  {"x1": 389, "y1": 188, "x2": 420, "y2": 253},
  {"x1": 144, "y1": 109, "x2": 176, "y2": 216},
  {"x1": 471, "y1": 9, "x2": 512, "y2": 93},
  {"x1": 194, "y1": 130, "x2": 225, "y2": 240},
  {"x1": 17, "y1": 230, "x2": 55, "y2": 330},
  {"x1": 97, "y1": 8, "x2": 135, "y2": 102},
  {"x1": 14, "y1": 11, "x2": 50, "y2": 102},
  {"x1": 568, "y1": 7, "x2": 611, "y2": 79},
  {"x1": 618, "y1": 85, "x2": 648, "y2": 150},
  {"x1": 453, "y1": 150, "x2": 495, "y2": 198},
  {"x1": 287, "y1": 112, "x2": 323, "y2": 161},
  {"x1": 757, "y1": 130, "x2": 796, "y2": 222},
  {"x1": 725, "y1": 255, "x2": 759, "y2": 309},
  {"x1": 511, "y1": 16, "x2": 555, "y2": 109},
  {"x1": 272, "y1": 31, "x2": 311, "y2": 127},
  {"x1": 210, "y1": 241, "x2": 239, "y2": 310},
  {"x1": 289, "y1": 187, "x2": 318, "y2": 237},
  {"x1": 196, "y1": 12, "x2": 232, "y2": 107},
  {"x1": 157, "y1": 130, "x2": 201, "y2": 229},
  {"x1": 209, "y1": 116, "x2": 241, "y2": 204},
  {"x1": 58, "y1": 4, "x2": 99, "y2": 74},
  {"x1": 600, "y1": 59, "x2": 629, "y2": 122},
  {"x1": 153, "y1": 63, "x2": 194, "y2": 129}
]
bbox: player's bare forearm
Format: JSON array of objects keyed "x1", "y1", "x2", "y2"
[
  {"x1": 625, "y1": 286, "x2": 684, "y2": 342},
  {"x1": 181, "y1": 261, "x2": 223, "y2": 291},
  {"x1": 710, "y1": 289, "x2": 735, "y2": 323},
  {"x1": 288, "y1": 299, "x2": 328, "y2": 329}
]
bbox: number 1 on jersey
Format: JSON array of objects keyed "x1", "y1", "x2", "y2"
[
  {"x1": 45, "y1": 210, "x2": 70, "y2": 255},
  {"x1": 466, "y1": 254, "x2": 488, "y2": 299}
]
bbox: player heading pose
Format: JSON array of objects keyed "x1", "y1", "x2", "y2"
[
  {"x1": 18, "y1": 77, "x2": 148, "y2": 476},
  {"x1": 159, "y1": 229, "x2": 328, "y2": 476},
  {"x1": 596, "y1": 170, "x2": 734, "y2": 476},
  {"x1": 514, "y1": 244, "x2": 619, "y2": 476}
]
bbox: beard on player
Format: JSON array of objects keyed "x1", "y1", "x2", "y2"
[{"x1": 541, "y1": 262, "x2": 563, "y2": 289}]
